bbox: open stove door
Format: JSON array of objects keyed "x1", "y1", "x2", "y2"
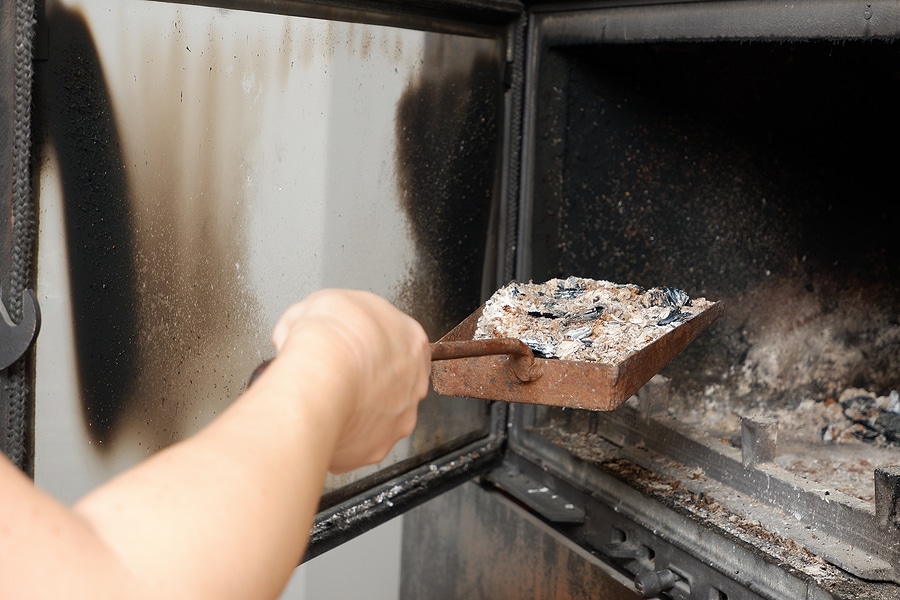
[{"x1": 22, "y1": 0, "x2": 524, "y2": 563}]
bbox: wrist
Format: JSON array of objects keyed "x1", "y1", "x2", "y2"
[{"x1": 255, "y1": 338, "x2": 356, "y2": 451}]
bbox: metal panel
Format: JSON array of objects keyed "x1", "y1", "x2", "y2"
[
  {"x1": 400, "y1": 478, "x2": 641, "y2": 600},
  {"x1": 31, "y1": 0, "x2": 515, "y2": 537}
]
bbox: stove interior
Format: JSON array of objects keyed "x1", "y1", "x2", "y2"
[{"x1": 527, "y1": 39, "x2": 900, "y2": 502}]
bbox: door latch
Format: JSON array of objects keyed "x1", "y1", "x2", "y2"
[{"x1": 1, "y1": 289, "x2": 41, "y2": 370}]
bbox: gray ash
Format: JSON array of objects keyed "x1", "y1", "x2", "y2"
[{"x1": 474, "y1": 277, "x2": 715, "y2": 364}]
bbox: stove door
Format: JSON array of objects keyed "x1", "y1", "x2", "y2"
[{"x1": 27, "y1": 0, "x2": 522, "y2": 558}]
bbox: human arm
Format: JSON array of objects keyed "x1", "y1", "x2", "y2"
[{"x1": 0, "y1": 289, "x2": 431, "y2": 600}]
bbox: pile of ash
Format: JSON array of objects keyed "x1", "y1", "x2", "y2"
[{"x1": 474, "y1": 276, "x2": 715, "y2": 364}]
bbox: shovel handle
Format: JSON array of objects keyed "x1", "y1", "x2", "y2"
[
  {"x1": 431, "y1": 338, "x2": 542, "y2": 382},
  {"x1": 248, "y1": 338, "x2": 543, "y2": 389},
  {"x1": 430, "y1": 338, "x2": 532, "y2": 360}
]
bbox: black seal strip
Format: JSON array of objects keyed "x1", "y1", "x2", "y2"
[{"x1": 0, "y1": 0, "x2": 37, "y2": 471}]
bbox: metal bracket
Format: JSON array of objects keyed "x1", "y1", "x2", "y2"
[
  {"x1": 1, "y1": 289, "x2": 41, "y2": 370},
  {"x1": 485, "y1": 461, "x2": 585, "y2": 524}
]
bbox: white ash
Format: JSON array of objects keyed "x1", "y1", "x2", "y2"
[{"x1": 474, "y1": 277, "x2": 715, "y2": 364}]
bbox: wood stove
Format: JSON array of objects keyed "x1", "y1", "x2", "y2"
[{"x1": 4, "y1": 0, "x2": 900, "y2": 598}]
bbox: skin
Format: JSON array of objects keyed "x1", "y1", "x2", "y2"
[{"x1": 0, "y1": 289, "x2": 432, "y2": 600}]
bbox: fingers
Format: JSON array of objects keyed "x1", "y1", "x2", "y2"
[
  {"x1": 328, "y1": 406, "x2": 419, "y2": 474},
  {"x1": 270, "y1": 290, "x2": 431, "y2": 474}
]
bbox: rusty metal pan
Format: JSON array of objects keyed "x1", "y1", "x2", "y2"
[{"x1": 430, "y1": 300, "x2": 723, "y2": 411}]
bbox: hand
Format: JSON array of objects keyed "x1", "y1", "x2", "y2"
[{"x1": 269, "y1": 289, "x2": 431, "y2": 473}]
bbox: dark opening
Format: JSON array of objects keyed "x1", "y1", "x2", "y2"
[{"x1": 530, "y1": 41, "x2": 900, "y2": 416}]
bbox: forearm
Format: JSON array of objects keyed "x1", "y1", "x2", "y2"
[{"x1": 73, "y1": 354, "x2": 347, "y2": 600}]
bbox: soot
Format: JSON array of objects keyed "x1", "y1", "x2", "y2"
[
  {"x1": 395, "y1": 44, "x2": 502, "y2": 338},
  {"x1": 34, "y1": 5, "x2": 138, "y2": 445}
]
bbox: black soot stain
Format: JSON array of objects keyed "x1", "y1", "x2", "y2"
[
  {"x1": 394, "y1": 43, "x2": 503, "y2": 340},
  {"x1": 35, "y1": 5, "x2": 139, "y2": 447},
  {"x1": 36, "y1": 4, "x2": 264, "y2": 453}
]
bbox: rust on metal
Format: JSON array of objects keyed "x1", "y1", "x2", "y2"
[
  {"x1": 431, "y1": 338, "x2": 542, "y2": 382},
  {"x1": 430, "y1": 300, "x2": 723, "y2": 410}
]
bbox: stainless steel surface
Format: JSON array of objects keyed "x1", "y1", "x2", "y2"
[{"x1": 34, "y1": 0, "x2": 506, "y2": 502}]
